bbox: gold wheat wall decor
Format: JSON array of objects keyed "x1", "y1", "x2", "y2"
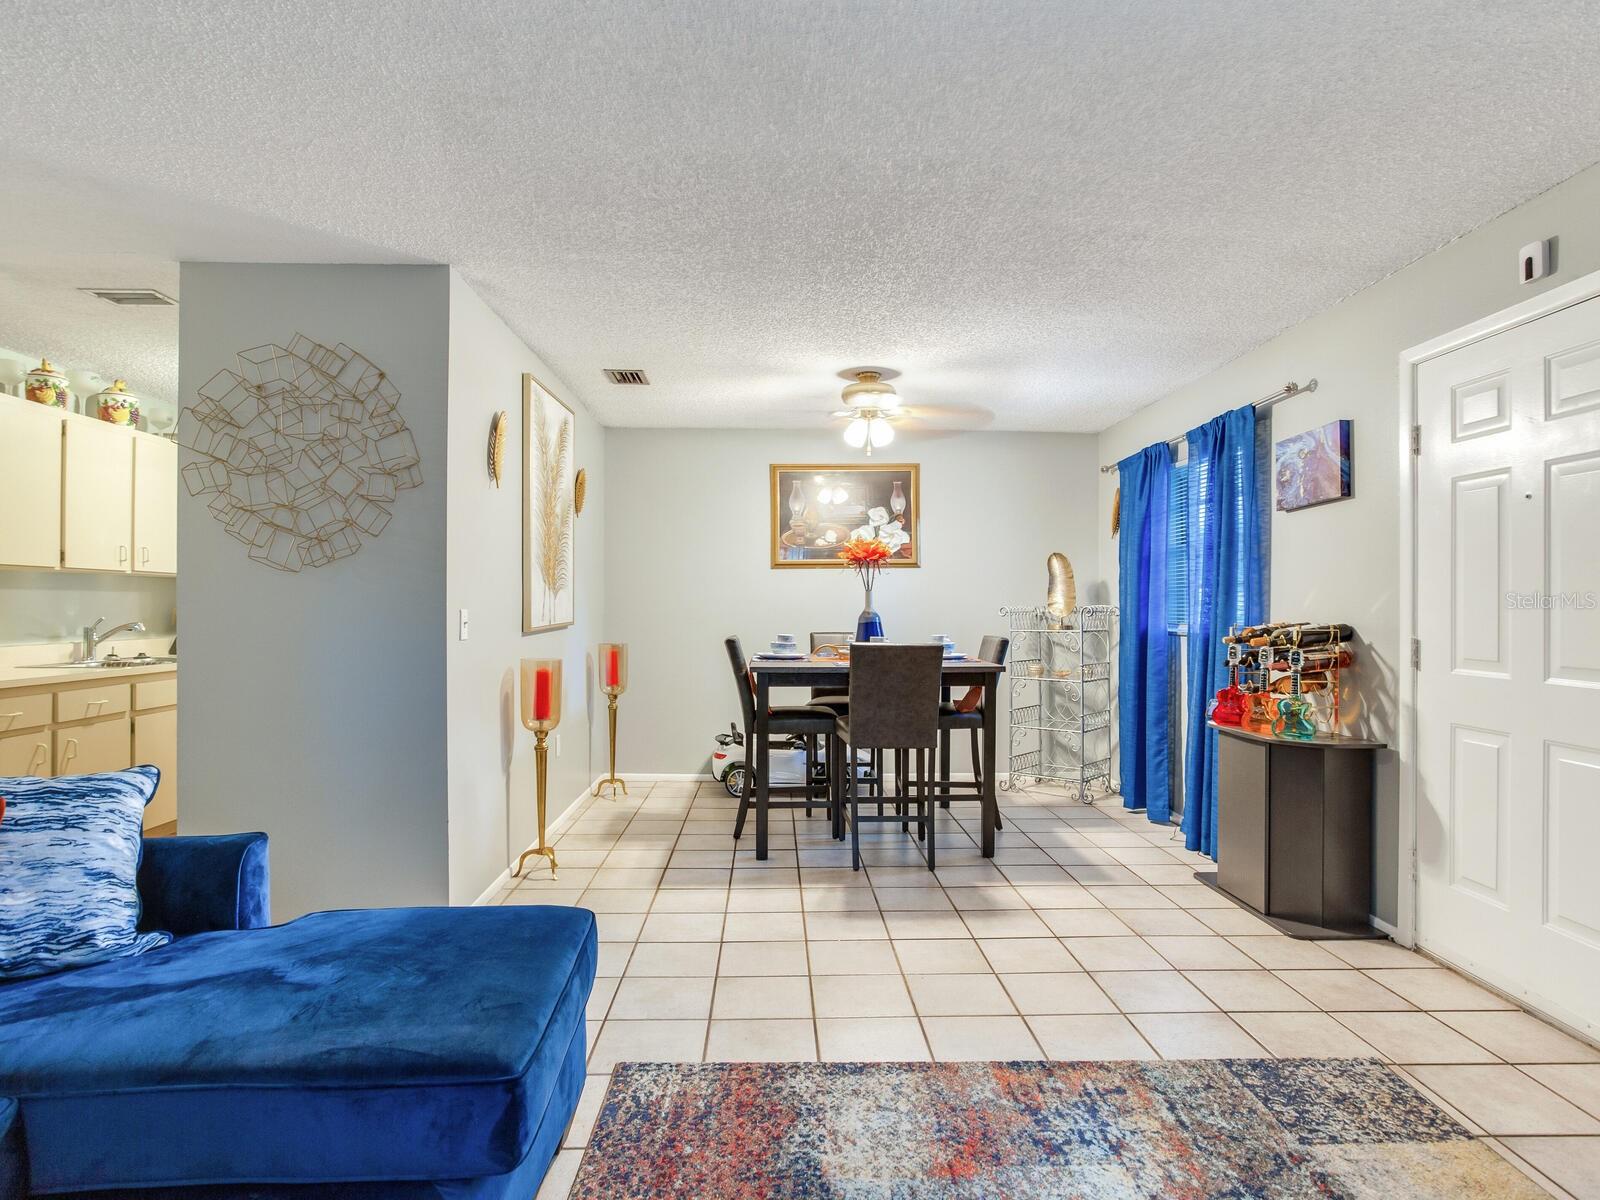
[
  {"x1": 523, "y1": 374, "x2": 576, "y2": 632},
  {"x1": 488, "y1": 410, "x2": 508, "y2": 486}
]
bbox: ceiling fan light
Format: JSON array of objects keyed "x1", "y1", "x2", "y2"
[
  {"x1": 868, "y1": 417, "x2": 895, "y2": 448},
  {"x1": 843, "y1": 417, "x2": 869, "y2": 448}
]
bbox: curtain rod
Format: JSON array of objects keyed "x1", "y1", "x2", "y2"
[{"x1": 1098, "y1": 379, "x2": 1318, "y2": 474}]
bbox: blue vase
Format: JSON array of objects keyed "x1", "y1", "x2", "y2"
[{"x1": 855, "y1": 584, "x2": 884, "y2": 642}]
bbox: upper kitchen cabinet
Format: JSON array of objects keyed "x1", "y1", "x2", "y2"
[
  {"x1": 62, "y1": 414, "x2": 135, "y2": 571},
  {"x1": 133, "y1": 433, "x2": 178, "y2": 574},
  {"x1": 0, "y1": 398, "x2": 64, "y2": 567}
]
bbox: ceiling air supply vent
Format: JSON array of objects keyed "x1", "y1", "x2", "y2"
[
  {"x1": 81, "y1": 288, "x2": 177, "y2": 307},
  {"x1": 603, "y1": 369, "x2": 649, "y2": 385}
]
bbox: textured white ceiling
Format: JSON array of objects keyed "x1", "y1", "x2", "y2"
[{"x1": 2, "y1": 1, "x2": 1598, "y2": 430}]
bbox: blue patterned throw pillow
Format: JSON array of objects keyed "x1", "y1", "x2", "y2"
[{"x1": 0, "y1": 766, "x2": 172, "y2": 980}]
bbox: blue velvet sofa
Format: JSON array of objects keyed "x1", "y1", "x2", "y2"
[{"x1": 0, "y1": 835, "x2": 597, "y2": 1199}]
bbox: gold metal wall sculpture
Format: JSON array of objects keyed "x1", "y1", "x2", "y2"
[
  {"x1": 573, "y1": 467, "x2": 587, "y2": 515},
  {"x1": 178, "y1": 335, "x2": 421, "y2": 572}
]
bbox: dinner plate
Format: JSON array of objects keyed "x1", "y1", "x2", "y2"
[{"x1": 755, "y1": 651, "x2": 808, "y2": 660}]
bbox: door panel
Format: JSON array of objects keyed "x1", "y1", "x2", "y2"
[
  {"x1": 1417, "y1": 292, "x2": 1600, "y2": 1039},
  {"x1": 1545, "y1": 453, "x2": 1600, "y2": 687},
  {"x1": 1451, "y1": 472, "x2": 1510, "y2": 675},
  {"x1": 1546, "y1": 339, "x2": 1600, "y2": 419},
  {"x1": 1449, "y1": 725, "x2": 1508, "y2": 906},
  {"x1": 1544, "y1": 741, "x2": 1600, "y2": 949}
]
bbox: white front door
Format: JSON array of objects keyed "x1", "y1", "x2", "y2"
[{"x1": 1416, "y1": 292, "x2": 1600, "y2": 1039}]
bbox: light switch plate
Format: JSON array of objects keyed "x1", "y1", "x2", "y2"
[{"x1": 458, "y1": 608, "x2": 470, "y2": 640}]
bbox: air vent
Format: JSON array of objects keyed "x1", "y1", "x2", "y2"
[
  {"x1": 603, "y1": 368, "x2": 649, "y2": 385},
  {"x1": 80, "y1": 288, "x2": 177, "y2": 307}
]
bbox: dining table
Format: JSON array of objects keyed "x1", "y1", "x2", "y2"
[{"x1": 746, "y1": 653, "x2": 1008, "y2": 861}]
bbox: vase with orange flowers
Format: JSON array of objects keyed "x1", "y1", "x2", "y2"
[{"x1": 839, "y1": 536, "x2": 892, "y2": 642}]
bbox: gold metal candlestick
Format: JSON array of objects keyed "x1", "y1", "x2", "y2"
[
  {"x1": 593, "y1": 642, "x2": 629, "y2": 798},
  {"x1": 515, "y1": 658, "x2": 562, "y2": 878}
]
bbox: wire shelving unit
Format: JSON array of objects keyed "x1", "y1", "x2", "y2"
[{"x1": 1001, "y1": 604, "x2": 1119, "y2": 802}]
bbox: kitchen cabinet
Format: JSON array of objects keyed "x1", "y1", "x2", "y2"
[
  {"x1": 62, "y1": 415, "x2": 134, "y2": 571},
  {"x1": 133, "y1": 434, "x2": 178, "y2": 574},
  {"x1": 0, "y1": 731, "x2": 51, "y2": 776},
  {"x1": 0, "y1": 399, "x2": 64, "y2": 568},
  {"x1": 0, "y1": 397, "x2": 176, "y2": 575},
  {"x1": 56, "y1": 714, "x2": 132, "y2": 775},
  {"x1": 134, "y1": 707, "x2": 178, "y2": 828},
  {"x1": 0, "y1": 671, "x2": 177, "y2": 831}
]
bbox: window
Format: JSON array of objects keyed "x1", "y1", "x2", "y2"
[
  {"x1": 1165, "y1": 449, "x2": 1210, "y2": 635},
  {"x1": 1166, "y1": 460, "x2": 1188, "y2": 632}
]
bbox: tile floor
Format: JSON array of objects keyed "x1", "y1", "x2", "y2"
[{"x1": 498, "y1": 781, "x2": 1600, "y2": 1200}]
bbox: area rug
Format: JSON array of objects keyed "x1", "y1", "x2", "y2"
[{"x1": 570, "y1": 1059, "x2": 1548, "y2": 1199}]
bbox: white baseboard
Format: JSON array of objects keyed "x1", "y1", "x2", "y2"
[
  {"x1": 472, "y1": 774, "x2": 605, "y2": 905},
  {"x1": 619, "y1": 772, "x2": 715, "y2": 782}
]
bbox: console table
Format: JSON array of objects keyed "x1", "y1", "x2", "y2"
[{"x1": 1202, "y1": 722, "x2": 1386, "y2": 939}]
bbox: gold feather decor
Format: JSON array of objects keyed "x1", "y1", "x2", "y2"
[
  {"x1": 533, "y1": 394, "x2": 573, "y2": 625},
  {"x1": 574, "y1": 467, "x2": 587, "y2": 515},
  {"x1": 1111, "y1": 486, "x2": 1121, "y2": 536},
  {"x1": 488, "y1": 411, "x2": 507, "y2": 486}
]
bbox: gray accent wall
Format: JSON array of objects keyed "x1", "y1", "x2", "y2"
[
  {"x1": 1094, "y1": 159, "x2": 1600, "y2": 928},
  {"x1": 602, "y1": 428, "x2": 1102, "y2": 776},
  {"x1": 178, "y1": 264, "x2": 452, "y2": 920}
]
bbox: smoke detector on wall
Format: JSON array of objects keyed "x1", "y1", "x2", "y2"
[{"x1": 80, "y1": 288, "x2": 177, "y2": 307}]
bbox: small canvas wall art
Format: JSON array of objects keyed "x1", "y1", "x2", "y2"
[
  {"x1": 771, "y1": 463, "x2": 919, "y2": 567},
  {"x1": 524, "y1": 374, "x2": 576, "y2": 632},
  {"x1": 1275, "y1": 420, "x2": 1352, "y2": 512}
]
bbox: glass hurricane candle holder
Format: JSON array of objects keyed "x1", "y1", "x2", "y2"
[
  {"x1": 515, "y1": 658, "x2": 562, "y2": 877},
  {"x1": 594, "y1": 643, "x2": 629, "y2": 799}
]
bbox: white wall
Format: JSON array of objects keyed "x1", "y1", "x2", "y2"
[
  {"x1": 604, "y1": 428, "x2": 1101, "y2": 774},
  {"x1": 1095, "y1": 161, "x2": 1600, "y2": 926},
  {"x1": 445, "y1": 272, "x2": 606, "y2": 905},
  {"x1": 178, "y1": 263, "x2": 451, "y2": 921}
]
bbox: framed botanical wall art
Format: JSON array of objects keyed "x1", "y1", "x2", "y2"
[
  {"x1": 770, "y1": 463, "x2": 920, "y2": 568},
  {"x1": 1274, "y1": 419, "x2": 1352, "y2": 512},
  {"x1": 524, "y1": 374, "x2": 576, "y2": 632}
]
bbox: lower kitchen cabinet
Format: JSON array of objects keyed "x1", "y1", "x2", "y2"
[
  {"x1": 0, "y1": 730, "x2": 52, "y2": 776},
  {"x1": 134, "y1": 706, "x2": 178, "y2": 829},
  {"x1": 1, "y1": 672, "x2": 177, "y2": 831},
  {"x1": 56, "y1": 715, "x2": 132, "y2": 775}
]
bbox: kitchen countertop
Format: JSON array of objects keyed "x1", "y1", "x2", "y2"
[{"x1": 0, "y1": 659, "x2": 177, "y2": 691}]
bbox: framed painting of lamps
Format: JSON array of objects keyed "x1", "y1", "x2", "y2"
[{"x1": 770, "y1": 463, "x2": 920, "y2": 568}]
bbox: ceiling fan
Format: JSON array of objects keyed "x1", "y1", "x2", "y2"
[
  {"x1": 831, "y1": 368, "x2": 905, "y2": 455},
  {"x1": 827, "y1": 367, "x2": 994, "y2": 452}
]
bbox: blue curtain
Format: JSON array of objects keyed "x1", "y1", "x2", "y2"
[
  {"x1": 1116, "y1": 443, "x2": 1173, "y2": 823},
  {"x1": 1181, "y1": 405, "x2": 1266, "y2": 857}
]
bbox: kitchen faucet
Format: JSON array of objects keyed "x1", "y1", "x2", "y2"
[{"x1": 82, "y1": 617, "x2": 146, "y2": 662}]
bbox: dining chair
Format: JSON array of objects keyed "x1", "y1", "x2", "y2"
[
  {"x1": 726, "y1": 637, "x2": 836, "y2": 842},
  {"x1": 808, "y1": 631, "x2": 884, "y2": 813},
  {"x1": 833, "y1": 642, "x2": 944, "y2": 871},
  {"x1": 937, "y1": 634, "x2": 1010, "y2": 830}
]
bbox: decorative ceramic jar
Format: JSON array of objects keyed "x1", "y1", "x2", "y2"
[
  {"x1": 24, "y1": 360, "x2": 70, "y2": 408},
  {"x1": 94, "y1": 380, "x2": 142, "y2": 427}
]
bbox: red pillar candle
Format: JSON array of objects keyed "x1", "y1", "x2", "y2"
[
  {"x1": 605, "y1": 646, "x2": 620, "y2": 689},
  {"x1": 534, "y1": 667, "x2": 552, "y2": 722}
]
